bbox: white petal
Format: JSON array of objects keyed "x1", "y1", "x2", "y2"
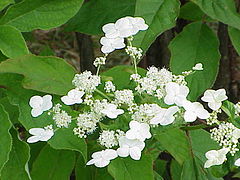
[
  {"x1": 86, "y1": 159, "x2": 96, "y2": 166},
  {"x1": 102, "y1": 23, "x2": 119, "y2": 38},
  {"x1": 184, "y1": 111, "x2": 197, "y2": 122},
  {"x1": 233, "y1": 129, "x2": 240, "y2": 139},
  {"x1": 29, "y1": 96, "x2": 43, "y2": 108},
  {"x1": 208, "y1": 102, "x2": 222, "y2": 111},
  {"x1": 117, "y1": 147, "x2": 129, "y2": 157},
  {"x1": 126, "y1": 129, "x2": 136, "y2": 140},
  {"x1": 92, "y1": 151, "x2": 103, "y2": 159},
  {"x1": 29, "y1": 128, "x2": 45, "y2": 135},
  {"x1": 39, "y1": 130, "x2": 54, "y2": 141},
  {"x1": 164, "y1": 95, "x2": 175, "y2": 105},
  {"x1": 27, "y1": 136, "x2": 40, "y2": 143},
  {"x1": 204, "y1": 159, "x2": 214, "y2": 168},
  {"x1": 205, "y1": 150, "x2": 217, "y2": 160},
  {"x1": 103, "y1": 149, "x2": 118, "y2": 160},
  {"x1": 42, "y1": 95, "x2": 53, "y2": 111},
  {"x1": 235, "y1": 158, "x2": 240, "y2": 166},
  {"x1": 94, "y1": 159, "x2": 110, "y2": 168},
  {"x1": 101, "y1": 45, "x2": 114, "y2": 54},
  {"x1": 31, "y1": 108, "x2": 43, "y2": 117},
  {"x1": 215, "y1": 89, "x2": 227, "y2": 102},
  {"x1": 61, "y1": 96, "x2": 75, "y2": 105},
  {"x1": 201, "y1": 90, "x2": 215, "y2": 103},
  {"x1": 197, "y1": 108, "x2": 210, "y2": 119},
  {"x1": 129, "y1": 121, "x2": 140, "y2": 129},
  {"x1": 129, "y1": 147, "x2": 142, "y2": 160},
  {"x1": 160, "y1": 116, "x2": 175, "y2": 126}
]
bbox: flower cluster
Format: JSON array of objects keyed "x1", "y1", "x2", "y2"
[
  {"x1": 26, "y1": 16, "x2": 240, "y2": 171},
  {"x1": 101, "y1": 17, "x2": 148, "y2": 54}
]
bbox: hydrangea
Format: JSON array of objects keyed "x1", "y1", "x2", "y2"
[
  {"x1": 93, "y1": 57, "x2": 106, "y2": 67},
  {"x1": 164, "y1": 82, "x2": 189, "y2": 107},
  {"x1": 100, "y1": 37, "x2": 125, "y2": 54},
  {"x1": 53, "y1": 110, "x2": 72, "y2": 128},
  {"x1": 125, "y1": 121, "x2": 151, "y2": 141},
  {"x1": 117, "y1": 136, "x2": 145, "y2": 160},
  {"x1": 183, "y1": 101, "x2": 210, "y2": 122},
  {"x1": 27, "y1": 125, "x2": 54, "y2": 143},
  {"x1": 101, "y1": 103, "x2": 124, "y2": 119},
  {"x1": 192, "y1": 63, "x2": 203, "y2": 71},
  {"x1": 29, "y1": 95, "x2": 53, "y2": 117},
  {"x1": 201, "y1": 89, "x2": 228, "y2": 111},
  {"x1": 61, "y1": 89, "x2": 84, "y2": 105},
  {"x1": 86, "y1": 149, "x2": 118, "y2": 168},
  {"x1": 150, "y1": 106, "x2": 179, "y2": 126},
  {"x1": 204, "y1": 148, "x2": 229, "y2": 168}
]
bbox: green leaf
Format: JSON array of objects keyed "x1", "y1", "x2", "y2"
[
  {"x1": 0, "y1": 0, "x2": 14, "y2": 11},
  {"x1": 133, "y1": 0, "x2": 180, "y2": 53},
  {"x1": 170, "y1": 160, "x2": 182, "y2": 180},
  {"x1": 0, "y1": 0, "x2": 83, "y2": 32},
  {"x1": 0, "y1": 73, "x2": 87, "y2": 160},
  {"x1": 179, "y1": 2, "x2": 212, "y2": 21},
  {"x1": 191, "y1": 0, "x2": 240, "y2": 30},
  {"x1": 101, "y1": 65, "x2": 146, "y2": 90},
  {"x1": 0, "y1": 128, "x2": 31, "y2": 180},
  {"x1": 0, "y1": 25, "x2": 29, "y2": 58},
  {"x1": 228, "y1": 27, "x2": 240, "y2": 56},
  {"x1": 169, "y1": 22, "x2": 220, "y2": 101},
  {"x1": 154, "y1": 128, "x2": 191, "y2": 165},
  {"x1": 0, "y1": 104, "x2": 12, "y2": 172},
  {"x1": 65, "y1": 0, "x2": 135, "y2": 34},
  {"x1": 108, "y1": 154, "x2": 154, "y2": 180},
  {"x1": 0, "y1": 54, "x2": 76, "y2": 95},
  {"x1": 31, "y1": 145, "x2": 75, "y2": 180}
]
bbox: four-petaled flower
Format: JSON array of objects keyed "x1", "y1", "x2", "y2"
[
  {"x1": 101, "y1": 103, "x2": 124, "y2": 119},
  {"x1": 126, "y1": 121, "x2": 151, "y2": 141},
  {"x1": 29, "y1": 95, "x2": 53, "y2": 117},
  {"x1": 201, "y1": 89, "x2": 228, "y2": 111},
  {"x1": 61, "y1": 89, "x2": 85, "y2": 105},
  {"x1": 86, "y1": 149, "x2": 118, "y2": 168},
  {"x1": 183, "y1": 101, "x2": 210, "y2": 122},
  {"x1": 117, "y1": 136, "x2": 145, "y2": 160},
  {"x1": 102, "y1": 17, "x2": 148, "y2": 39},
  {"x1": 150, "y1": 106, "x2": 179, "y2": 126},
  {"x1": 27, "y1": 126, "x2": 54, "y2": 143},
  {"x1": 100, "y1": 37, "x2": 125, "y2": 54},
  {"x1": 164, "y1": 82, "x2": 189, "y2": 107},
  {"x1": 204, "y1": 148, "x2": 229, "y2": 168}
]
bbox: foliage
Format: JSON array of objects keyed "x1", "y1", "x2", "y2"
[{"x1": 0, "y1": 0, "x2": 240, "y2": 179}]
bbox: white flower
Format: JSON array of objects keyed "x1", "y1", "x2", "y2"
[
  {"x1": 100, "y1": 36, "x2": 125, "y2": 54},
  {"x1": 61, "y1": 89, "x2": 84, "y2": 105},
  {"x1": 117, "y1": 136, "x2": 145, "y2": 160},
  {"x1": 27, "y1": 125, "x2": 54, "y2": 143},
  {"x1": 192, "y1": 63, "x2": 203, "y2": 71},
  {"x1": 104, "y1": 81, "x2": 116, "y2": 93},
  {"x1": 102, "y1": 17, "x2": 148, "y2": 39},
  {"x1": 101, "y1": 104, "x2": 124, "y2": 119},
  {"x1": 115, "y1": 17, "x2": 148, "y2": 37},
  {"x1": 201, "y1": 89, "x2": 228, "y2": 111},
  {"x1": 164, "y1": 82, "x2": 189, "y2": 107},
  {"x1": 232, "y1": 129, "x2": 240, "y2": 142},
  {"x1": 126, "y1": 121, "x2": 151, "y2": 141},
  {"x1": 72, "y1": 71, "x2": 101, "y2": 93},
  {"x1": 183, "y1": 101, "x2": 210, "y2": 122},
  {"x1": 204, "y1": 148, "x2": 229, "y2": 168},
  {"x1": 234, "y1": 158, "x2": 240, "y2": 166},
  {"x1": 150, "y1": 106, "x2": 179, "y2": 126},
  {"x1": 29, "y1": 95, "x2": 53, "y2": 117},
  {"x1": 86, "y1": 149, "x2": 118, "y2": 168}
]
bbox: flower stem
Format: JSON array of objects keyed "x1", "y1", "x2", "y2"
[{"x1": 95, "y1": 89, "x2": 111, "y2": 101}]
